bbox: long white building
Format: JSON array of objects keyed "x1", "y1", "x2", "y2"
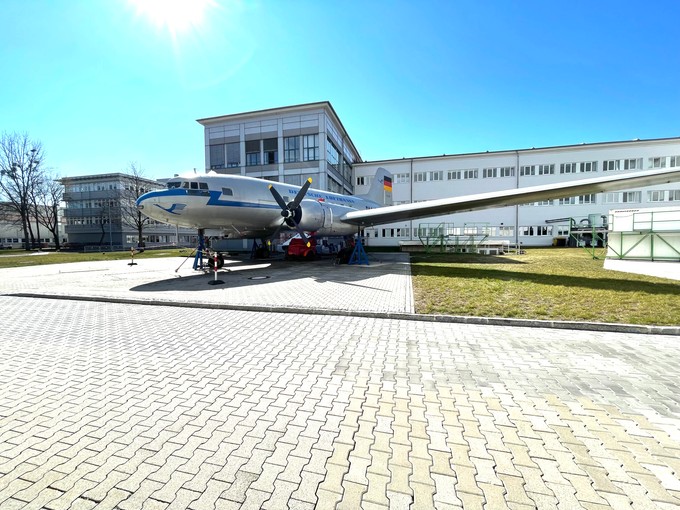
[{"x1": 200, "y1": 102, "x2": 680, "y2": 248}]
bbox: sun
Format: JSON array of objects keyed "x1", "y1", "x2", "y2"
[{"x1": 129, "y1": 0, "x2": 216, "y2": 36}]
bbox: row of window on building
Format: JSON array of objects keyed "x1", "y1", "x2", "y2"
[
  {"x1": 359, "y1": 155, "x2": 680, "y2": 185},
  {"x1": 209, "y1": 134, "x2": 353, "y2": 191},
  {"x1": 363, "y1": 225, "x2": 586, "y2": 239},
  {"x1": 381, "y1": 189, "x2": 680, "y2": 207},
  {"x1": 521, "y1": 189, "x2": 680, "y2": 206},
  {"x1": 209, "y1": 134, "x2": 347, "y2": 168},
  {"x1": 66, "y1": 216, "x2": 167, "y2": 226},
  {"x1": 67, "y1": 200, "x2": 117, "y2": 209},
  {"x1": 64, "y1": 182, "x2": 153, "y2": 193},
  {"x1": 1, "y1": 237, "x2": 52, "y2": 245},
  {"x1": 125, "y1": 234, "x2": 196, "y2": 244}
]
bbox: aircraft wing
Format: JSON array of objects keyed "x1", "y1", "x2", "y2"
[{"x1": 340, "y1": 166, "x2": 680, "y2": 226}]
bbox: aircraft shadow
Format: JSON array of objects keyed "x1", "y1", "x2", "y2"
[{"x1": 131, "y1": 256, "x2": 403, "y2": 293}]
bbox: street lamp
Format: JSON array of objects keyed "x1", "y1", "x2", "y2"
[{"x1": 27, "y1": 148, "x2": 42, "y2": 250}]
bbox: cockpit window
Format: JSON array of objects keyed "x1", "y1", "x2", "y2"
[
  {"x1": 190, "y1": 182, "x2": 198, "y2": 189},
  {"x1": 167, "y1": 181, "x2": 181, "y2": 189},
  {"x1": 181, "y1": 182, "x2": 190, "y2": 189},
  {"x1": 222, "y1": 188, "x2": 233, "y2": 196}
]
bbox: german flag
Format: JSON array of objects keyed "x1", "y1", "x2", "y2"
[{"x1": 383, "y1": 176, "x2": 392, "y2": 192}]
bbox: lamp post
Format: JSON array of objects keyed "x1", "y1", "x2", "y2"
[
  {"x1": 53, "y1": 202, "x2": 59, "y2": 250},
  {"x1": 27, "y1": 149, "x2": 42, "y2": 250}
]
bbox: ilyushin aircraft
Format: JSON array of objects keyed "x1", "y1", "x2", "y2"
[{"x1": 137, "y1": 166, "x2": 680, "y2": 247}]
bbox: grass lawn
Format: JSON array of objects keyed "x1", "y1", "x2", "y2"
[
  {"x1": 0, "y1": 248, "x2": 193, "y2": 269},
  {"x1": 2, "y1": 247, "x2": 678, "y2": 326},
  {"x1": 410, "y1": 248, "x2": 680, "y2": 326}
]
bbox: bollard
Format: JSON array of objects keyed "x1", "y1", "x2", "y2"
[
  {"x1": 207, "y1": 253, "x2": 224, "y2": 285},
  {"x1": 128, "y1": 247, "x2": 137, "y2": 266}
]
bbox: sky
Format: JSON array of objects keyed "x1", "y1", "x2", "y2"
[{"x1": 2, "y1": 0, "x2": 680, "y2": 181}]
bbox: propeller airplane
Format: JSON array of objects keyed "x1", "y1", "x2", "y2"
[{"x1": 137, "y1": 165, "x2": 680, "y2": 257}]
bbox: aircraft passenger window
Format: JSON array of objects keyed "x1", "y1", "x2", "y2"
[
  {"x1": 222, "y1": 188, "x2": 233, "y2": 196},
  {"x1": 182, "y1": 182, "x2": 190, "y2": 189},
  {"x1": 199, "y1": 183, "x2": 209, "y2": 190},
  {"x1": 190, "y1": 182, "x2": 198, "y2": 189}
]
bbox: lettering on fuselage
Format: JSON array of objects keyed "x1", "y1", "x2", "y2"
[{"x1": 286, "y1": 189, "x2": 358, "y2": 205}]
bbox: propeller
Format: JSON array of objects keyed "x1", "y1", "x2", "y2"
[{"x1": 268, "y1": 178, "x2": 313, "y2": 247}]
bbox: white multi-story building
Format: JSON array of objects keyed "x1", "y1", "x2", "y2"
[
  {"x1": 355, "y1": 138, "x2": 680, "y2": 247},
  {"x1": 197, "y1": 102, "x2": 360, "y2": 196},
  {"x1": 198, "y1": 102, "x2": 680, "y2": 248}
]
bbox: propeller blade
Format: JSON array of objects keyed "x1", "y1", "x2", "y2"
[
  {"x1": 294, "y1": 226, "x2": 311, "y2": 247},
  {"x1": 268, "y1": 184, "x2": 289, "y2": 211},
  {"x1": 290, "y1": 177, "x2": 312, "y2": 210},
  {"x1": 269, "y1": 219, "x2": 286, "y2": 242}
]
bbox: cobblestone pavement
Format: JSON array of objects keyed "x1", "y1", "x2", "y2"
[
  {"x1": 1, "y1": 296, "x2": 679, "y2": 509},
  {"x1": 0, "y1": 254, "x2": 413, "y2": 314}
]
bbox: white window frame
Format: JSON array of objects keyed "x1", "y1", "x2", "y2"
[
  {"x1": 649, "y1": 157, "x2": 666, "y2": 169},
  {"x1": 622, "y1": 191, "x2": 641, "y2": 203},
  {"x1": 624, "y1": 158, "x2": 642, "y2": 170},
  {"x1": 580, "y1": 161, "x2": 596, "y2": 173},
  {"x1": 482, "y1": 167, "x2": 498, "y2": 178},
  {"x1": 603, "y1": 160, "x2": 619, "y2": 172},
  {"x1": 647, "y1": 190, "x2": 665, "y2": 202}
]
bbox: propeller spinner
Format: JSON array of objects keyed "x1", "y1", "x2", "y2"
[{"x1": 268, "y1": 178, "x2": 313, "y2": 247}]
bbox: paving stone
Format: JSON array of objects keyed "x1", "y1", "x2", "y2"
[{"x1": 2, "y1": 289, "x2": 680, "y2": 510}]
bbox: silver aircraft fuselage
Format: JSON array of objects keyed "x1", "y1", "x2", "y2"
[
  {"x1": 137, "y1": 166, "x2": 680, "y2": 239},
  {"x1": 136, "y1": 173, "x2": 379, "y2": 238}
]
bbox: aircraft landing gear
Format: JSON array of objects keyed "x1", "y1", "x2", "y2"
[
  {"x1": 193, "y1": 228, "x2": 206, "y2": 270},
  {"x1": 251, "y1": 239, "x2": 271, "y2": 259}
]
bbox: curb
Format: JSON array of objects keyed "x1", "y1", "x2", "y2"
[{"x1": 8, "y1": 292, "x2": 680, "y2": 336}]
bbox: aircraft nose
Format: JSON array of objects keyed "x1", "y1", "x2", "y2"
[
  {"x1": 136, "y1": 193, "x2": 149, "y2": 210},
  {"x1": 136, "y1": 192, "x2": 160, "y2": 215}
]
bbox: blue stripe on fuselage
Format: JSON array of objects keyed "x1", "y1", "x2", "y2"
[
  {"x1": 206, "y1": 191, "x2": 280, "y2": 209},
  {"x1": 139, "y1": 188, "x2": 363, "y2": 210}
]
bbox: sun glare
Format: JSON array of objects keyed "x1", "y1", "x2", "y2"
[{"x1": 130, "y1": 0, "x2": 215, "y2": 36}]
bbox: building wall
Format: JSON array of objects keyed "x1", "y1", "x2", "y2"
[
  {"x1": 0, "y1": 203, "x2": 62, "y2": 249},
  {"x1": 61, "y1": 173, "x2": 196, "y2": 249},
  {"x1": 354, "y1": 138, "x2": 680, "y2": 247},
  {"x1": 197, "y1": 102, "x2": 360, "y2": 196}
]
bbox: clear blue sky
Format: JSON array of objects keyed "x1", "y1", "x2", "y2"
[{"x1": 2, "y1": 0, "x2": 679, "y2": 180}]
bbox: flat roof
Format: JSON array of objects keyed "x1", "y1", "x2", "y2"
[{"x1": 356, "y1": 136, "x2": 680, "y2": 165}]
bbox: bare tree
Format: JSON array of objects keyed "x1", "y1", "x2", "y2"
[
  {"x1": 120, "y1": 162, "x2": 154, "y2": 248},
  {"x1": 34, "y1": 173, "x2": 64, "y2": 250},
  {"x1": 0, "y1": 132, "x2": 44, "y2": 250}
]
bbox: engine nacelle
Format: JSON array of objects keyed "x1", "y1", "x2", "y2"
[
  {"x1": 294, "y1": 200, "x2": 358, "y2": 236},
  {"x1": 294, "y1": 200, "x2": 326, "y2": 231}
]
